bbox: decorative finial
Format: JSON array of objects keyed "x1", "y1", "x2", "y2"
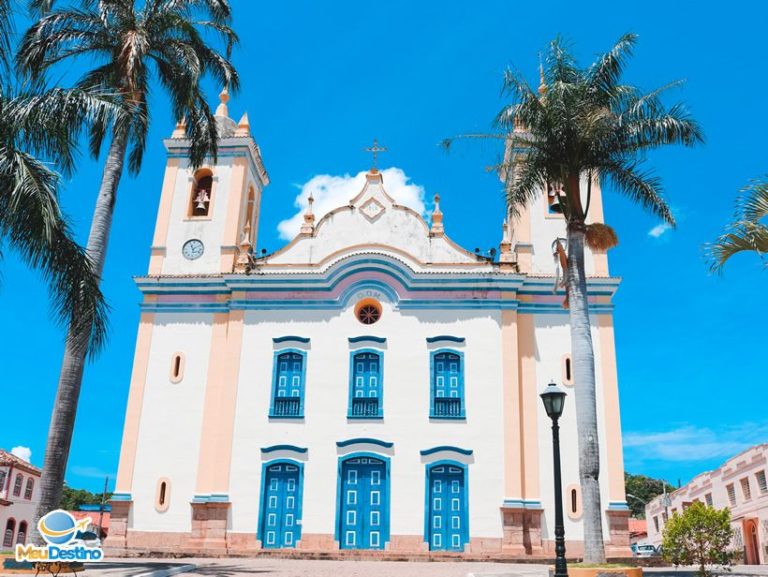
[
  {"x1": 430, "y1": 193, "x2": 444, "y2": 236},
  {"x1": 235, "y1": 112, "x2": 250, "y2": 136},
  {"x1": 538, "y1": 53, "x2": 546, "y2": 96},
  {"x1": 216, "y1": 85, "x2": 230, "y2": 117},
  {"x1": 172, "y1": 116, "x2": 187, "y2": 138},
  {"x1": 364, "y1": 138, "x2": 387, "y2": 173},
  {"x1": 235, "y1": 221, "x2": 252, "y2": 272},
  {"x1": 500, "y1": 218, "x2": 515, "y2": 264},
  {"x1": 300, "y1": 193, "x2": 316, "y2": 235}
]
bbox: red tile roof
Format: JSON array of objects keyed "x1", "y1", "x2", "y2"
[
  {"x1": 0, "y1": 449, "x2": 41, "y2": 476},
  {"x1": 629, "y1": 518, "x2": 647, "y2": 534},
  {"x1": 69, "y1": 510, "x2": 110, "y2": 532}
]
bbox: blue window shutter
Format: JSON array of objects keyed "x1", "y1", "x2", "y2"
[
  {"x1": 349, "y1": 350, "x2": 383, "y2": 418},
  {"x1": 430, "y1": 351, "x2": 464, "y2": 418},
  {"x1": 271, "y1": 350, "x2": 306, "y2": 417}
]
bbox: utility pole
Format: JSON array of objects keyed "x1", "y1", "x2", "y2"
[{"x1": 98, "y1": 476, "x2": 109, "y2": 538}]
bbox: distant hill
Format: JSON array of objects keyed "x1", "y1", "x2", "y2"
[{"x1": 625, "y1": 472, "x2": 676, "y2": 518}]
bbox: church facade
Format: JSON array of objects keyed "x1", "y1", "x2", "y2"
[{"x1": 105, "y1": 92, "x2": 630, "y2": 557}]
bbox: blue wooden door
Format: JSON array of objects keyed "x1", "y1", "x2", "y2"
[
  {"x1": 260, "y1": 463, "x2": 302, "y2": 548},
  {"x1": 428, "y1": 465, "x2": 467, "y2": 551},
  {"x1": 339, "y1": 457, "x2": 388, "y2": 549}
]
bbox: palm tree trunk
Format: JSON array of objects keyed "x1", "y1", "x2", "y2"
[
  {"x1": 566, "y1": 219, "x2": 607, "y2": 563},
  {"x1": 32, "y1": 128, "x2": 128, "y2": 543}
]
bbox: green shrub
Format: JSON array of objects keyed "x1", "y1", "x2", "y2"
[{"x1": 662, "y1": 502, "x2": 736, "y2": 577}]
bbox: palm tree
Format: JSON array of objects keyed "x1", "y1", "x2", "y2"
[
  {"x1": 708, "y1": 179, "x2": 768, "y2": 271},
  {"x1": 17, "y1": 0, "x2": 239, "y2": 525},
  {"x1": 0, "y1": 87, "x2": 114, "y2": 354},
  {"x1": 0, "y1": 0, "x2": 113, "y2": 356},
  {"x1": 449, "y1": 34, "x2": 702, "y2": 562}
]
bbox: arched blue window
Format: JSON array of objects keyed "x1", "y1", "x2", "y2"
[
  {"x1": 270, "y1": 350, "x2": 306, "y2": 418},
  {"x1": 348, "y1": 351, "x2": 383, "y2": 418},
  {"x1": 430, "y1": 350, "x2": 465, "y2": 418}
]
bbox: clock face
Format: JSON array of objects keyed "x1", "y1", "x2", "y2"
[{"x1": 182, "y1": 239, "x2": 205, "y2": 260}]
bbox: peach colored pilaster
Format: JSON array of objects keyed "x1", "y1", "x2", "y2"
[
  {"x1": 501, "y1": 308, "x2": 523, "y2": 499},
  {"x1": 517, "y1": 313, "x2": 539, "y2": 500},
  {"x1": 220, "y1": 158, "x2": 249, "y2": 272},
  {"x1": 587, "y1": 177, "x2": 610, "y2": 276},
  {"x1": 148, "y1": 159, "x2": 181, "y2": 275},
  {"x1": 114, "y1": 312, "x2": 156, "y2": 493},
  {"x1": 194, "y1": 309, "x2": 245, "y2": 496},
  {"x1": 512, "y1": 204, "x2": 533, "y2": 273},
  {"x1": 598, "y1": 314, "x2": 626, "y2": 503}
]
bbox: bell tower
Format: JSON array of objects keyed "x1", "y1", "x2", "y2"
[{"x1": 148, "y1": 88, "x2": 269, "y2": 276}]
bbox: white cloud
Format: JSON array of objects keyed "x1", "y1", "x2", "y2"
[
  {"x1": 11, "y1": 446, "x2": 31, "y2": 462},
  {"x1": 624, "y1": 423, "x2": 768, "y2": 464},
  {"x1": 277, "y1": 167, "x2": 428, "y2": 240},
  {"x1": 648, "y1": 222, "x2": 673, "y2": 238}
]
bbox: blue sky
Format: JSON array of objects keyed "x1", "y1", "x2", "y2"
[{"x1": 1, "y1": 0, "x2": 766, "y2": 493}]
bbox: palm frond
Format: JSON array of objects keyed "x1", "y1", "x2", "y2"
[
  {"x1": 586, "y1": 32, "x2": 638, "y2": 95},
  {"x1": 737, "y1": 179, "x2": 768, "y2": 223},
  {"x1": 707, "y1": 221, "x2": 768, "y2": 273},
  {"x1": 600, "y1": 158, "x2": 674, "y2": 225},
  {"x1": 0, "y1": 148, "x2": 108, "y2": 354}
]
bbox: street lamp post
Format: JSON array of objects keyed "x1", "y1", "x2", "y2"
[{"x1": 540, "y1": 381, "x2": 568, "y2": 577}]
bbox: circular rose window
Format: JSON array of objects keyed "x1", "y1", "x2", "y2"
[{"x1": 355, "y1": 299, "x2": 382, "y2": 325}]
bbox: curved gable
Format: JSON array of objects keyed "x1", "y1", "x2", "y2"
[{"x1": 266, "y1": 171, "x2": 486, "y2": 269}]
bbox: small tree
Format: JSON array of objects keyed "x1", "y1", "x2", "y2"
[{"x1": 662, "y1": 502, "x2": 735, "y2": 577}]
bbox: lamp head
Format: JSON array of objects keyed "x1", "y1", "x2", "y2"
[{"x1": 540, "y1": 381, "x2": 567, "y2": 420}]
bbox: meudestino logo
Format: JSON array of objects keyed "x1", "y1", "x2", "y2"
[{"x1": 15, "y1": 509, "x2": 104, "y2": 562}]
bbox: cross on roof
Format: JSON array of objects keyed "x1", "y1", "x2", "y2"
[{"x1": 364, "y1": 138, "x2": 387, "y2": 171}]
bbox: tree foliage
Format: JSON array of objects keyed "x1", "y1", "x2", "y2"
[
  {"x1": 707, "y1": 178, "x2": 768, "y2": 272},
  {"x1": 624, "y1": 472, "x2": 675, "y2": 518},
  {"x1": 0, "y1": 0, "x2": 115, "y2": 356},
  {"x1": 662, "y1": 502, "x2": 735, "y2": 577},
  {"x1": 59, "y1": 486, "x2": 111, "y2": 510}
]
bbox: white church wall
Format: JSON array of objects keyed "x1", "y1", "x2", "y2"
[
  {"x1": 130, "y1": 313, "x2": 213, "y2": 532},
  {"x1": 228, "y1": 298, "x2": 507, "y2": 541},
  {"x1": 533, "y1": 314, "x2": 613, "y2": 542}
]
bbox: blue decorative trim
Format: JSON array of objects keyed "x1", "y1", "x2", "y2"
[
  {"x1": 111, "y1": 493, "x2": 132, "y2": 502},
  {"x1": 426, "y1": 336, "x2": 465, "y2": 344},
  {"x1": 608, "y1": 501, "x2": 631, "y2": 511},
  {"x1": 257, "y1": 459, "x2": 304, "y2": 547},
  {"x1": 420, "y1": 446, "x2": 473, "y2": 457},
  {"x1": 348, "y1": 336, "x2": 387, "y2": 344},
  {"x1": 336, "y1": 438, "x2": 393, "y2": 449},
  {"x1": 78, "y1": 504, "x2": 112, "y2": 512},
  {"x1": 502, "y1": 498, "x2": 544, "y2": 509},
  {"x1": 261, "y1": 445, "x2": 308, "y2": 455},
  {"x1": 334, "y1": 452, "x2": 391, "y2": 546},
  {"x1": 429, "y1": 348, "x2": 466, "y2": 419},
  {"x1": 273, "y1": 336, "x2": 310, "y2": 344},
  {"x1": 424, "y1": 460, "x2": 469, "y2": 551},
  {"x1": 137, "y1": 256, "x2": 619, "y2": 298},
  {"x1": 191, "y1": 493, "x2": 230, "y2": 503}
]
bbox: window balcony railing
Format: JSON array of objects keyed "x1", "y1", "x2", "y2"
[
  {"x1": 272, "y1": 397, "x2": 302, "y2": 417},
  {"x1": 350, "y1": 397, "x2": 380, "y2": 417},
  {"x1": 432, "y1": 397, "x2": 463, "y2": 418}
]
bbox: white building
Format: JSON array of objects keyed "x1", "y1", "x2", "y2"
[
  {"x1": 646, "y1": 444, "x2": 768, "y2": 565},
  {"x1": 106, "y1": 91, "x2": 630, "y2": 557},
  {"x1": 0, "y1": 449, "x2": 41, "y2": 547}
]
